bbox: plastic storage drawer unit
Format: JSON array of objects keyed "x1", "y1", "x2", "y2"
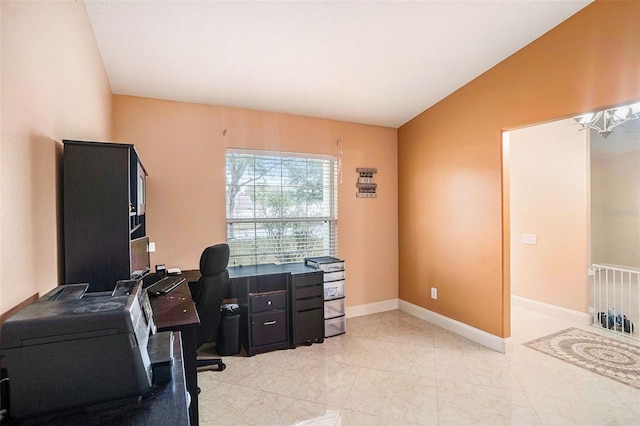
[{"x1": 305, "y1": 256, "x2": 346, "y2": 339}]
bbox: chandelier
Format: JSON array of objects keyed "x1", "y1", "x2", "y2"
[{"x1": 574, "y1": 103, "x2": 640, "y2": 140}]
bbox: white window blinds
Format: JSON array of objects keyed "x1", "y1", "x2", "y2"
[{"x1": 226, "y1": 149, "x2": 338, "y2": 266}]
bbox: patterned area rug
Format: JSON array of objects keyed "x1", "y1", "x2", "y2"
[{"x1": 524, "y1": 327, "x2": 640, "y2": 390}]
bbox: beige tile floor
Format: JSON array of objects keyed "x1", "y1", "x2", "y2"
[{"x1": 197, "y1": 305, "x2": 640, "y2": 425}]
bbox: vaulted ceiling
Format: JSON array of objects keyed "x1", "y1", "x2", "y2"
[{"x1": 85, "y1": 1, "x2": 591, "y2": 128}]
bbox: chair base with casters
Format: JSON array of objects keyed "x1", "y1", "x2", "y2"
[
  {"x1": 195, "y1": 358, "x2": 226, "y2": 394},
  {"x1": 197, "y1": 357, "x2": 226, "y2": 371}
]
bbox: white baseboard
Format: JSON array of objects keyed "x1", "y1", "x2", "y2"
[
  {"x1": 344, "y1": 298, "x2": 512, "y2": 353},
  {"x1": 511, "y1": 295, "x2": 591, "y2": 325},
  {"x1": 398, "y1": 299, "x2": 513, "y2": 354},
  {"x1": 346, "y1": 298, "x2": 399, "y2": 318}
]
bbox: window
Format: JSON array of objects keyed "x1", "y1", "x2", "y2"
[{"x1": 226, "y1": 149, "x2": 338, "y2": 266}]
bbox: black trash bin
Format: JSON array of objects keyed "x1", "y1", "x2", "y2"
[{"x1": 216, "y1": 303, "x2": 240, "y2": 356}]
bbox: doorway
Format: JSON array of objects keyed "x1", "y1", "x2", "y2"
[{"x1": 504, "y1": 104, "x2": 640, "y2": 339}]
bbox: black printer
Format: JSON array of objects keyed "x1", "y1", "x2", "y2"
[{"x1": 1, "y1": 281, "x2": 156, "y2": 420}]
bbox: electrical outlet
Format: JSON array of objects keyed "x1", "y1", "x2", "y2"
[{"x1": 431, "y1": 287, "x2": 437, "y2": 300}]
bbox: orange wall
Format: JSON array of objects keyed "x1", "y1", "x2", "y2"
[
  {"x1": 509, "y1": 119, "x2": 590, "y2": 312},
  {"x1": 112, "y1": 96, "x2": 398, "y2": 308},
  {"x1": 398, "y1": 1, "x2": 640, "y2": 338},
  {"x1": 0, "y1": 0, "x2": 112, "y2": 314}
]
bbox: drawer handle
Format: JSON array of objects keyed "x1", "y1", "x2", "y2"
[
  {"x1": 264, "y1": 320, "x2": 277, "y2": 326},
  {"x1": 267, "y1": 300, "x2": 272, "y2": 305}
]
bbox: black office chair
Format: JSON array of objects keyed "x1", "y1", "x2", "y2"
[{"x1": 188, "y1": 243, "x2": 230, "y2": 371}]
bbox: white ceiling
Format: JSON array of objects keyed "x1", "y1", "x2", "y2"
[
  {"x1": 590, "y1": 117, "x2": 640, "y2": 159},
  {"x1": 84, "y1": 0, "x2": 591, "y2": 128}
]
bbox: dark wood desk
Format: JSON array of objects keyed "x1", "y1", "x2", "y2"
[
  {"x1": 149, "y1": 280, "x2": 200, "y2": 426},
  {"x1": 181, "y1": 269, "x2": 202, "y2": 284},
  {"x1": 10, "y1": 332, "x2": 189, "y2": 425},
  {"x1": 182, "y1": 263, "x2": 321, "y2": 283},
  {"x1": 182, "y1": 264, "x2": 324, "y2": 354}
]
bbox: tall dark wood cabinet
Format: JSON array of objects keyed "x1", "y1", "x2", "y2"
[{"x1": 63, "y1": 140, "x2": 147, "y2": 293}]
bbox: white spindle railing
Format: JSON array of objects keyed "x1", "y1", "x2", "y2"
[{"x1": 591, "y1": 264, "x2": 640, "y2": 341}]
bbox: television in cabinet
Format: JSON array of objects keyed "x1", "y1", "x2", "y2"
[
  {"x1": 130, "y1": 236, "x2": 151, "y2": 279},
  {"x1": 63, "y1": 140, "x2": 148, "y2": 293}
]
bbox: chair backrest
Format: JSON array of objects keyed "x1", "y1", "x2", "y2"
[{"x1": 190, "y1": 243, "x2": 230, "y2": 348}]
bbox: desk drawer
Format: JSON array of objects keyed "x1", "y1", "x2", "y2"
[
  {"x1": 296, "y1": 296, "x2": 323, "y2": 311},
  {"x1": 295, "y1": 285, "x2": 323, "y2": 300},
  {"x1": 251, "y1": 310, "x2": 287, "y2": 347},
  {"x1": 250, "y1": 291, "x2": 286, "y2": 313},
  {"x1": 294, "y1": 272, "x2": 323, "y2": 287}
]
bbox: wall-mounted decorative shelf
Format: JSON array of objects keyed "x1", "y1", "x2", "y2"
[{"x1": 356, "y1": 168, "x2": 377, "y2": 198}]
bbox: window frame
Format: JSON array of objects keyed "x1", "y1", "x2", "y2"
[{"x1": 225, "y1": 148, "x2": 338, "y2": 266}]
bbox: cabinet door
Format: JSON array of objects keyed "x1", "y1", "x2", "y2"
[
  {"x1": 294, "y1": 309, "x2": 323, "y2": 344},
  {"x1": 63, "y1": 142, "x2": 131, "y2": 292}
]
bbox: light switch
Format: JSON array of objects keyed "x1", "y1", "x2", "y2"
[{"x1": 521, "y1": 234, "x2": 537, "y2": 245}]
